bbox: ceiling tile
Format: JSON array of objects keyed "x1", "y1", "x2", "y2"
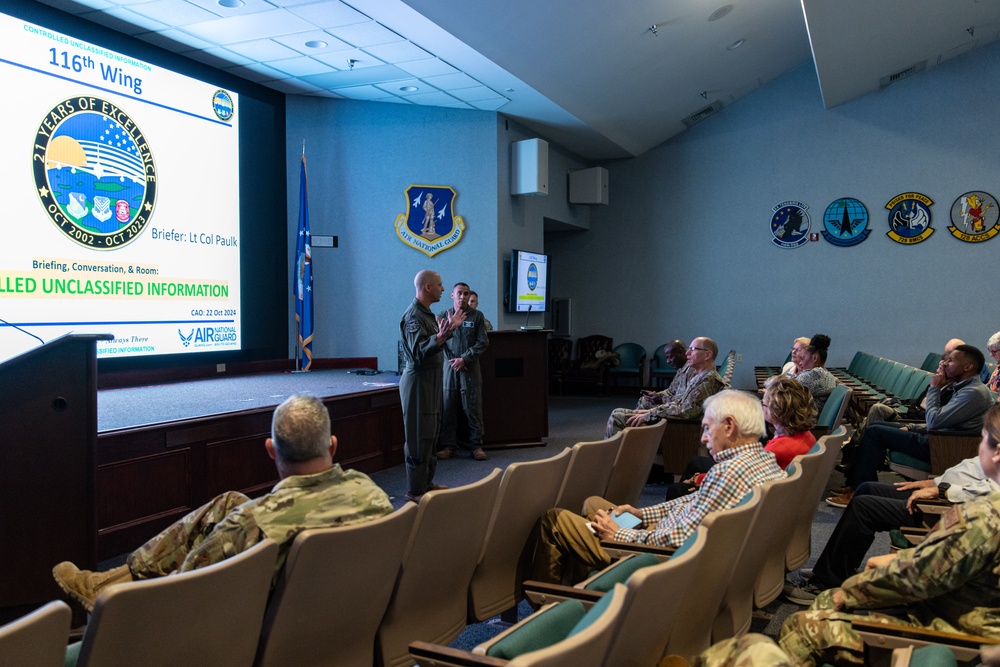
[
  {"x1": 125, "y1": 0, "x2": 219, "y2": 26},
  {"x1": 301, "y1": 63, "x2": 409, "y2": 87},
  {"x1": 327, "y1": 20, "x2": 402, "y2": 47},
  {"x1": 83, "y1": 7, "x2": 169, "y2": 34},
  {"x1": 181, "y1": 8, "x2": 315, "y2": 44},
  {"x1": 225, "y1": 38, "x2": 303, "y2": 60},
  {"x1": 312, "y1": 47, "x2": 382, "y2": 69},
  {"x1": 420, "y1": 72, "x2": 480, "y2": 91},
  {"x1": 223, "y1": 61, "x2": 291, "y2": 82},
  {"x1": 272, "y1": 30, "x2": 353, "y2": 55},
  {"x1": 285, "y1": 1, "x2": 369, "y2": 28},
  {"x1": 182, "y1": 0, "x2": 275, "y2": 17},
  {"x1": 306, "y1": 89, "x2": 347, "y2": 98},
  {"x1": 362, "y1": 40, "x2": 430, "y2": 63},
  {"x1": 267, "y1": 55, "x2": 333, "y2": 76},
  {"x1": 374, "y1": 77, "x2": 427, "y2": 95},
  {"x1": 404, "y1": 90, "x2": 461, "y2": 106},
  {"x1": 261, "y1": 77, "x2": 325, "y2": 93},
  {"x1": 329, "y1": 84, "x2": 398, "y2": 100},
  {"x1": 468, "y1": 97, "x2": 510, "y2": 111},
  {"x1": 396, "y1": 58, "x2": 458, "y2": 78},
  {"x1": 35, "y1": 0, "x2": 115, "y2": 12},
  {"x1": 182, "y1": 45, "x2": 253, "y2": 68},
  {"x1": 138, "y1": 28, "x2": 214, "y2": 50},
  {"x1": 448, "y1": 85, "x2": 503, "y2": 102}
]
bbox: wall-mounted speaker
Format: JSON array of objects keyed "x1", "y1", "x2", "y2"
[
  {"x1": 511, "y1": 138, "x2": 549, "y2": 196},
  {"x1": 569, "y1": 167, "x2": 608, "y2": 205}
]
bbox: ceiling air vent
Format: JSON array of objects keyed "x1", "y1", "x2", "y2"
[
  {"x1": 879, "y1": 60, "x2": 927, "y2": 89},
  {"x1": 682, "y1": 100, "x2": 725, "y2": 128}
]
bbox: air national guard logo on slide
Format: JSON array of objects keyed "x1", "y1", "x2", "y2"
[
  {"x1": 33, "y1": 97, "x2": 156, "y2": 251},
  {"x1": 770, "y1": 200, "x2": 810, "y2": 248},
  {"x1": 822, "y1": 198, "x2": 870, "y2": 247},
  {"x1": 948, "y1": 191, "x2": 999, "y2": 243},
  {"x1": 394, "y1": 185, "x2": 465, "y2": 257},
  {"x1": 212, "y1": 90, "x2": 234, "y2": 122},
  {"x1": 885, "y1": 192, "x2": 933, "y2": 244}
]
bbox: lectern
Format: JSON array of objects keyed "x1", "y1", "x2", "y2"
[{"x1": 0, "y1": 333, "x2": 108, "y2": 620}]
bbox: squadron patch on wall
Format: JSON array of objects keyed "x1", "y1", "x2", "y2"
[
  {"x1": 885, "y1": 192, "x2": 933, "y2": 244},
  {"x1": 821, "y1": 197, "x2": 870, "y2": 247},
  {"x1": 394, "y1": 185, "x2": 465, "y2": 257},
  {"x1": 948, "y1": 191, "x2": 999, "y2": 243},
  {"x1": 770, "y1": 200, "x2": 810, "y2": 248}
]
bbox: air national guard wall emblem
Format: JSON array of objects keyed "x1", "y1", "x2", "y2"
[
  {"x1": 821, "y1": 197, "x2": 870, "y2": 247},
  {"x1": 394, "y1": 185, "x2": 465, "y2": 257},
  {"x1": 33, "y1": 97, "x2": 156, "y2": 251},
  {"x1": 885, "y1": 192, "x2": 933, "y2": 244},
  {"x1": 948, "y1": 191, "x2": 999, "y2": 243},
  {"x1": 770, "y1": 200, "x2": 810, "y2": 248}
]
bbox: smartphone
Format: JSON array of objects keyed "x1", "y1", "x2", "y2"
[{"x1": 611, "y1": 512, "x2": 642, "y2": 530}]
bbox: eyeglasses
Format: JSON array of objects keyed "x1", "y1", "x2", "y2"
[{"x1": 688, "y1": 346, "x2": 709, "y2": 353}]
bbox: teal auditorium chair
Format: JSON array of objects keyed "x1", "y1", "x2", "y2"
[
  {"x1": 812, "y1": 384, "x2": 852, "y2": 437},
  {"x1": 854, "y1": 617, "x2": 1000, "y2": 666},
  {"x1": 921, "y1": 352, "x2": 943, "y2": 372},
  {"x1": 608, "y1": 342, "x2": 646, "y2": 391}
]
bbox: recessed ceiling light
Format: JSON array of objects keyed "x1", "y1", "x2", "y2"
[
  {"x1": 399, "y1": 85, "x2": 419, "y2": 92},
  {"x1": 218, "y1": 0, "x2": 244, "y2": 8},
  {"x1": 304, "y1": 40, "x2": 327, "y2": 49},
  {"x1": 708, "y1": 4, "x2": 733, "y2": 21},
  {"x1": 727, "y1": 38, "x2": 745, "y2": 50}
]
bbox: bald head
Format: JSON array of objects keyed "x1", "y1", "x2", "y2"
[
  {"x1": 413, "y1": 270, "x2": 445, "y2": 305},
  {"x1": 945, "y1": 338, "x2": 965, "y2": 354}
]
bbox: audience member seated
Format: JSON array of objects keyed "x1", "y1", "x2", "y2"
[
  {"x1": 52, "y1": 394, "x2": 393, "y2": 611},
  {"x1": 778, "y1": 404, "x2": 1000, "y2": 666},
  {"x1": 782, "y1": 336, "x2": 811, "y2": 377},
  {"x1": 829, "y1": 345, "x2": 995, "y2": 507},
  {"x1": 605, "y1": 336, "x2": 726, "y2": 437},
  {"x1": 664, "y1": 377, "x2": 816, "y2": 501},
  {"x1": 839, "y1": 338, "x2": 964, "y2": 470},
  {"x1": 988, "y1": 330, "x2": 1000, "y2": 393},
  {"x1": 785, "y1": 454, "x2": 998, "y2": 605},
  {"x1": 793, "y1": 333, "x2": 837, "y2": 413},
  {"x1": 531, "y1": 390, "x2": 783, "y2": 584}
]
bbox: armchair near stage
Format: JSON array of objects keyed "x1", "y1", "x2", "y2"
[
  {"x1": 608, "y1": 343, "x2": 646, "y2": 392},
  {"x1": 547, "y1": 337, "x2": 573, "y2": 395},
  {"x1": 562, "y1": 335, "x2": 615, "y2": 395}
]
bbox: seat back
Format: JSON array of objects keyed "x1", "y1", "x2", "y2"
[
  {"x1": 890, "y1": 366, "x2": 916, "y2": 396},
  {"x1": 598, "y1": 526, "x2": 706, "y2": 667},
  {"x1": 719, "y1": 350, "x2": 736, "y2": 385},
  {"x1": 786, "y1": 430, "x2": 846, "y2": 570},
  {"x1": 603, "y1": 421, "x2": 667, "y2": 507},
  {"x1": 921, "y1": 352, "x2": 943, "y2": 372},
  {"x1": 377, "y1": 469, "x2": 503, "y2": 667},
  {"x1": 609, "y1": 343, "x2": 646, "y2": 374},
  {"x1": 254, "y1": 504, "x2": 418, "y2": 667},
  {"x1": 663, "y1": 490, "x2": 762, "y2": 660},
  {"x1": 77, "y1": 539, "x2": 278, "y2": 667},
  {"x1": 469, "y1": 449, "x2": 572, "y2": 622},
  {"x1": 490, "y1": 584, "x2": 629, "y2": 667},
  {"x1": 714, "y1": 468, "x2": 804, "y2": 638},
  {"x1": 846, "y1": 351, "x2": 865, "y2": 374},
  {"x1": 574, "y1": 335, "x2": 613, "y2": 364},
  {"x1": 554, "y1": 434, "x2": 622, "y2": 512},
  {"x1": 752, "y1": 464, "x2": 808, "y2": 607},
  {"x1": 815, "y1": 385, "x2": 852, "y2": 433},
  {"x1": 0, "y1": 600, "x2": 71, "y2": 667}
]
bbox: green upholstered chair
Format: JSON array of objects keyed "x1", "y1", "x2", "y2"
[{"x1": 608, "y1": 342, "x2": 646, "y2": 390}]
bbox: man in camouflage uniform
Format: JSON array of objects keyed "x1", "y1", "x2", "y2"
[
  {"x1": 53, "y1": 394, "x2": 393, "y2": 611},
  {"x1": 437, "y1": 282, "x2": 490, "y2": 461},
  {"x1": 606, "y1": 337, "x2": 726, "y2": 437},
  {"x1": 779, "y1": 403, "x2": 1000, "y2": 666},
  {"x1": 399, "y1": 269, "x2": 465, "y2": 501}
]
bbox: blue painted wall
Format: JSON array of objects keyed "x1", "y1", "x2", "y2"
[{"x1": 548, "y1": 43, "x2": 1000, "y2": 388}]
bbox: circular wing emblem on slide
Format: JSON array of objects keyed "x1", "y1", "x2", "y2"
[
  {"x1": 212, "y1": 89, "x2": 234, "y2": 121},
  {"x1": 33, "y1": 96, "x2": 157, "y2": 250},
  {"x1": 527, "y1": 263, "x2": 538, "y2": 290}
]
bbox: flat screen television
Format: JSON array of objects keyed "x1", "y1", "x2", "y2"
[{"x1": 508, "y1": 249, "x2": 549, "y2": 314}]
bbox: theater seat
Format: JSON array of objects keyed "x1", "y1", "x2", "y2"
[{"x1": 0, "y1": 600, "x2": 71, "y2": 667}]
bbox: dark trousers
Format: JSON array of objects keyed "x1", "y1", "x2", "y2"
[
  {"x1": 849, "y1": 423, "x2": 929, "y2": 488},
  {"x1": 811, "y1": 482, "x2": 925, "y2": 587}
]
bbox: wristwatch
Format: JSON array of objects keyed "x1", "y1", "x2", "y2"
[{"x1": 938, "y1": 483, "x2": 951, "y2": 500}]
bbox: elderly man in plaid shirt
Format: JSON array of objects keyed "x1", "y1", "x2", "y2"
[{"x1": 529, "y1": 390, "x2": 784, "y2": 584}]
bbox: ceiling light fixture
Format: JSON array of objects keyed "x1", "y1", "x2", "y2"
[
  {"x1": 727, "y1": 38, "x2": 745, "y2": 50},
  {"x1": 217, "y1": 0, "x2": 244, "y2": 8},
  {"x1": 347, "y1": 58, "x2": 358, "y2": 70},
  {"x1": 399, "y1": 86, "x2": 418, "y2": 92},
  {"x1": 648, "y1": 24, "x2": 659, "y2": 36},
  {"x1": 708, "y1": 4, "x2": 733, "y2": 21},
  {"x1": 304, "y1": 40, "x2": 327, "y2": 49}
]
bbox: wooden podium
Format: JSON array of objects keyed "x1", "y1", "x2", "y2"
[
  {"x1": 480, "y1": 330, "x2": 549, "y2": 447},
  {"x1": 0, "y1": 333, "x2": 108, "y2": 620}
]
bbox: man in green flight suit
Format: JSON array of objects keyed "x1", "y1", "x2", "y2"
[{"x1": 53, "y1": 393, "x2": 393, "y2": 612}]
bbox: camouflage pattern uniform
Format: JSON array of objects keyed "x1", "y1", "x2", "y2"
[
  {"x1": 694, "y1": 633, "x2": 795, "y2": 667},
  {"x1": 127, "y1": 464, "x2": 392, "y2": 581},
  {"x1": 606, "y1": 367, "x2": 726, "y2": 437},
  {"x1": 779, "y1": 492, "x2": 1000, "y2": 666},
  {"x1": 399, "y1": 298, "x2": 447, "y2": 494},
  {"x1": 438, "y1": 307, "x2": 489, "y2": 454}
]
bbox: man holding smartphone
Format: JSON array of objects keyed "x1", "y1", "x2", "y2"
[{"x1": 529, "y1": 390, "x2": 783, "y2": 584}]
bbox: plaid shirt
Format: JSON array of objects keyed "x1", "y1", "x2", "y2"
[
  {"x1": 613, "y1": 441, "x2": 783, "y2": 547},
  {"x1": 647, "y1": 368, "x2": 727, "y2": 421}
]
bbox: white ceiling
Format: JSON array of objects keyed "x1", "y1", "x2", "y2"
[{"x1": 35, "y1": 0, "x2": 1000, "y2": 160}]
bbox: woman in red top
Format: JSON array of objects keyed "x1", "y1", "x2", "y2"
[{"x1": 762, "y1": 376, "x2": 817, "y2": 468}]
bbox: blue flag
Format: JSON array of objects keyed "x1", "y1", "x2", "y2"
[{"x1": 294, "y1": 154, "x2": 313, "y2": 370}]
